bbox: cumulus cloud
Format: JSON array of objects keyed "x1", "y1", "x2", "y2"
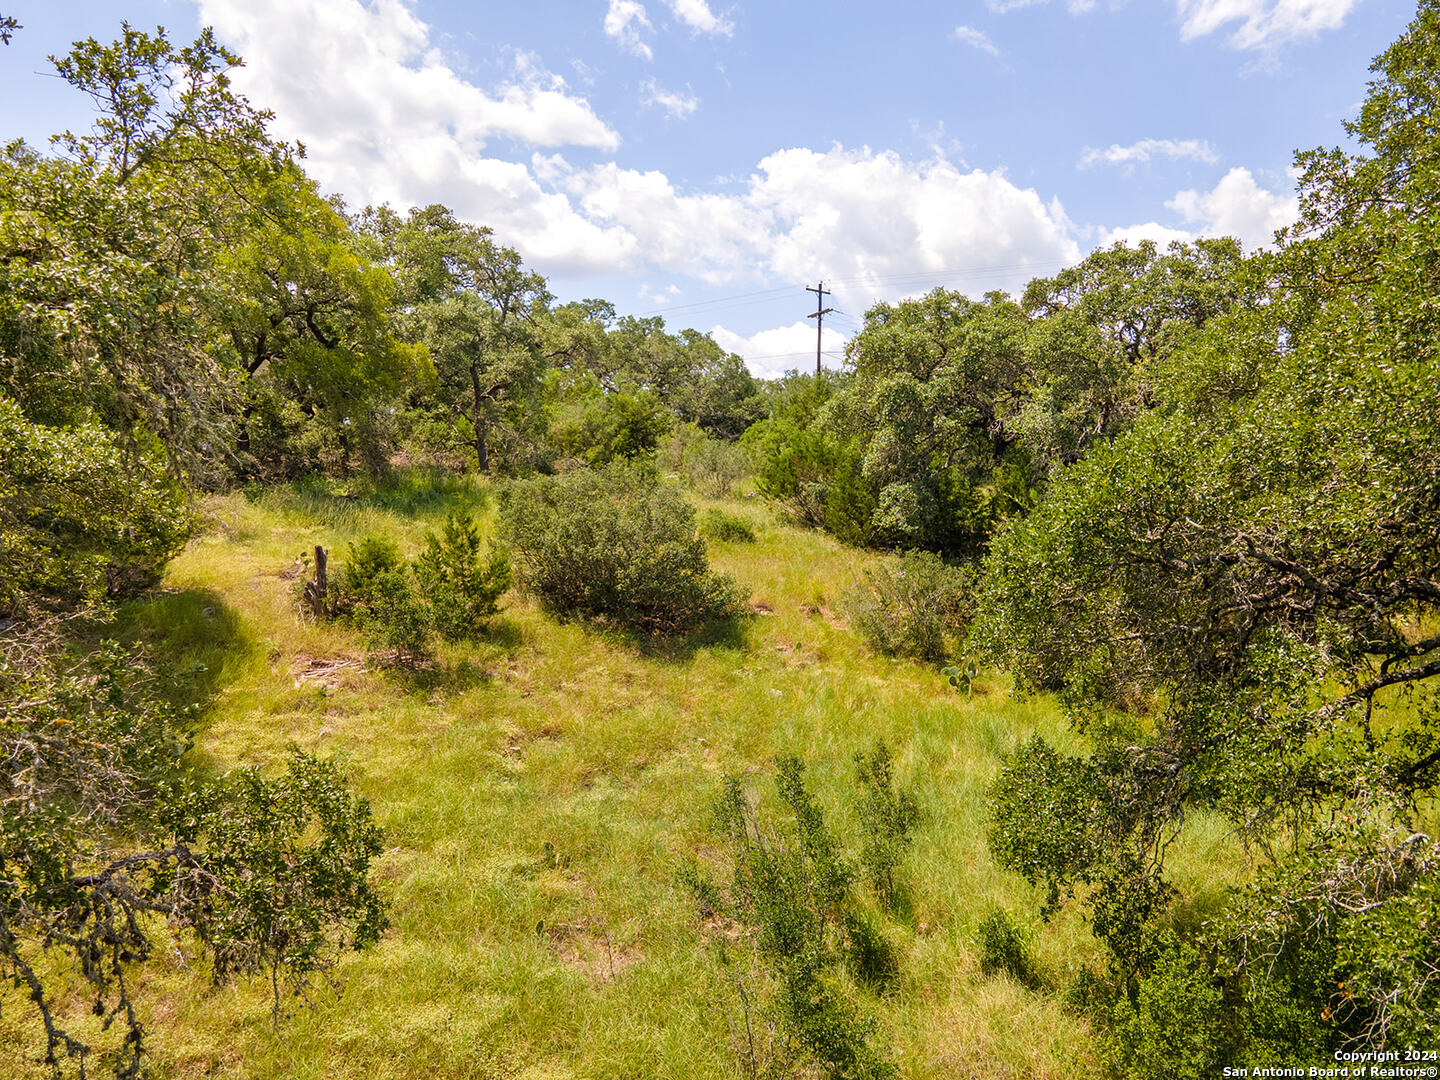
[
  {"x1": 1079, "y1": 137, "x2": 1219, "y2": 170},
  {"x1": 952, "y1": 25, "x2": 1001, "y2": 57},
  {"x1": 641, "y1": 79, "x2": 700, "y2": 119},
  {"x1": 1175, "y1": 0, "x2": 1360, "y2": 48},
  {"x1": 605, "y1": 0, "x2": 655, "y2": 58},
  {"x1": 666, "y1": 0, "x2": 733, "y2": 36},
  {"x1": 189, "y1": 2, "x2": 1080, "y2": 300},
  {"x1": 191, "y1": 0, "x2": 630, "y2": 272},
  {"x1": 1100, "y1": 168, "x2": 1297, "y2": 251},
  {"x1": 1097, "y1": 221, "x2": 1198, "y2": 248},
  {"x1": 1166, "y1": 166, "x2": 1298, "y2": 246},
  {"x1": 195, "y1": 0, "x2": 618, "y2": 151},
  {"x1": 710, "y1": 321, "x2": 849, "y2": 379},
  {"x1": 757, "y1": 148, "x2": 1080, "y2": 289},
  {"x1": 566, "y1": 146, "x2": 1081, "y2": 290}
]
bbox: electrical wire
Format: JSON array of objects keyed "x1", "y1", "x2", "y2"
[{"x1": 631, "y1": 257, "x2": 1068, "y2": 318}]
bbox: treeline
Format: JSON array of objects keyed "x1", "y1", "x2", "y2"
[
  {"x1": 2, "y1": 38, "x2": 768, "y2": 620},
  {"x1": 746, "y1": 238, "x2": 1250, "y2": 555}
]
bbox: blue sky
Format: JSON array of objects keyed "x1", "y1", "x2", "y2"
[{"x1": 0, "y1": 0, "x2": 1417, "y2": 375}]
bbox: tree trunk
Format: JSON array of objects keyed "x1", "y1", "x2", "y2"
[
  {"x1": 471, "y1": 363, "x2": 490, "y2": 474},
  {"x1": 234, "y1": 399, "x2": 256, "y2": 465},
  {"x1": 475, "y1": 415, "x2": 490, "y2": 474}
]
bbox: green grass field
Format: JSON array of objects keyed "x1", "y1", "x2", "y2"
[{"x1": 0, "y1": 473, "x2": 1250, "y2": 1079}]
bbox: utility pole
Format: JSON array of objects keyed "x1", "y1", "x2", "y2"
[{"x1": 805, "y1": 282, "x2": 833, "y2": 376}]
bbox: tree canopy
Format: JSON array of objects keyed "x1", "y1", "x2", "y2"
[{"x1": 975, "y1": 2, "x2": 1440, "y2": 1063}]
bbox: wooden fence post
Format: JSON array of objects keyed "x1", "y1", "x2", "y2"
[{"x1": 304, "y1": 545, "x2": 328, "y2": 619}]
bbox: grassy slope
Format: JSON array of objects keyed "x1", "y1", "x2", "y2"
[{"x1": 0, "y1": 474, "x2": 1247, "y2": 1079}]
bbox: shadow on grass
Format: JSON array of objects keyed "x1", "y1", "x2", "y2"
[
  {"x1": 368, "y1": 616, "x2": 524, "y2": 696},
  {"x1": 1167, "y1": 886, "x2": 1235, "y2": 940},
  {"x1": 474, "y1": 616, "x2": 524, "y2": 653},
  {"x1": 386, "y1": 657, "x2": 496, "y2": 696},
  {"x1": 110, "y1": 588, "x2": 256, "y2": 713},
  {"x1": 628, "y1": 613, "x2": 751, "y2": 663},
  {"x1": 546, "y1": 609, "x2": 751, "y2": 664},
  {"x1": 253, "y1": 467, "x2": 494, "y2": 525},
  {"x1": 356, "y1": 467, "x2": 494, "y2": 517}
]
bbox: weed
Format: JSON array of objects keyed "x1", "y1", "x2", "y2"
[
  {"x1": 853, "y1": 741, "x2": 919, "y2": 914},
  {"x1": 844, "y1": 550, "x2": 975, "y2": 662},
  {"x1": 700, "y1": 508, "x2": 758, "y2": 544},
  {"x1": 977, "y1": 908, "x2": 1041, "y2": 988},
  {"x1": 942, "y1": 658, "x2": 981, "y2": 698},
  {"x1": 684, "y1": 756, "x2": 902, "y2": 1080}
]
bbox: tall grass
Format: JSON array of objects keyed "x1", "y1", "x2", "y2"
[{"x1": 0, "y1": 470, "x2": 1248, "y2": 1079}]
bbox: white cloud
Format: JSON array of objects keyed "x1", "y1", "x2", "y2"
[
  {"x1": 1097, "y1": 221, "x2": 1198, "y2": 248},
  {"x1": 665, "y1": 0, "x2": 733, "y2": 36},
  {"x1": 566, "y1": 146, "x2": 1081, "y2": 291},
  {"x1": 641, "y1": 79, "x2": 700, "y2": 119},
  {"x1": 1079, "y1": 137, "x2": 1219, "y2": 170},
  {"x1": 988, "y1": 0, "x2": 1357, "y2": 48},
  {"x1": 605, "y1": 0, "x2": 655, "y2": 59},
  {"x1": 195, "y1": 0, "x2": 618, "y2": 151},
  {"x1": 563, "y1": 163, "x2": 766, "y2": 283},
  {"x1": 639, "y1": 282, "x2": 682, "y2": 304},
  {"x1": 1175, "y1": 0, "x2": 1360, "y2": 48},
  {"x1": 987, "y1": 0, "x2": 1095, "y2": 13},
  {"x1": 191, "y1": 0, "x2": 631, "y2": 272},
  {"x1": 710, "y1": 321, "x2": 849, "y2": 379},
  {"x1": 190, "y1": 2, "x2": 1079, "y2": 300},
  {"x1": 1166, "y1": 166, "x2": 1298, "y2": 247},
  {"x1": 952, "y1": 25, "x2": 1001, "y2": 57}
]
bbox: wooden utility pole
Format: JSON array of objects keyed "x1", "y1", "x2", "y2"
[{"x1": 805, "y1": 282, "x2": 833, "y2": 376}]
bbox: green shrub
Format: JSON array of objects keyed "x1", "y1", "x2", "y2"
[
  {"x1": 356, "y1": 565, "x2": 431, "y2": 661},
  {"x1": 328, "y1": 518, "x2": 509, "y2": 660},
  {"x1": 853, "y1": 741, "x2": 919, "y2": 912},
  {"x1": 976, "y1": 908, "x2": 1040, "y2": 988},
  {"x1": 657, "y1": 419, "x2": 707, "y2": 475},
  {"x1": 743, "y1": 412, "x2": 876, "y2": 545},
  {"x1": 334, "y1": 536, "x2": 405, "y2": 609},
  {"x1": 682, "y1": 433, "x2": 749, "y2": 497},
  {"x1": 844, "y1": 550, "x2": 975, "y2": 662},
  {"x1": 0, "y1": 397, "x2": 193, "y2": 617},
  {"x1": 0, "y1": 643, "x2": 386, "y2": 1073},
  {"x1": 699, "y1": 507, "x2": 756, "y2": 544},
  {"x1": 331, "y1": 537, "x2": 429, "y2": 662},
  {"x1": 415, "y1": 509, "x2": 511, "y2": 641},
  {"x1": 500, "y1": 462, "x2": 743, "y2": 634},
  {"x1": 549, "y1": 380, "x2": 672, "y2": 466},
  {"x1": 1056, "y1": 930, "x2": 1331, "y2": 1080},
  {"x1": 683, "y1": 754, "x2": 907, "y2": 1080}
]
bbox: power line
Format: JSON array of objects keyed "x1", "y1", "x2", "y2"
[
  {"x1": 742, "y1": 348, "x2": 848, "y2": 362},
  {"x1": 632, "y1": 284, "x2": 796, "y2": 317},
  {"x1": 631, "y1": 257, "x2": 1070, "y2": 318}
]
